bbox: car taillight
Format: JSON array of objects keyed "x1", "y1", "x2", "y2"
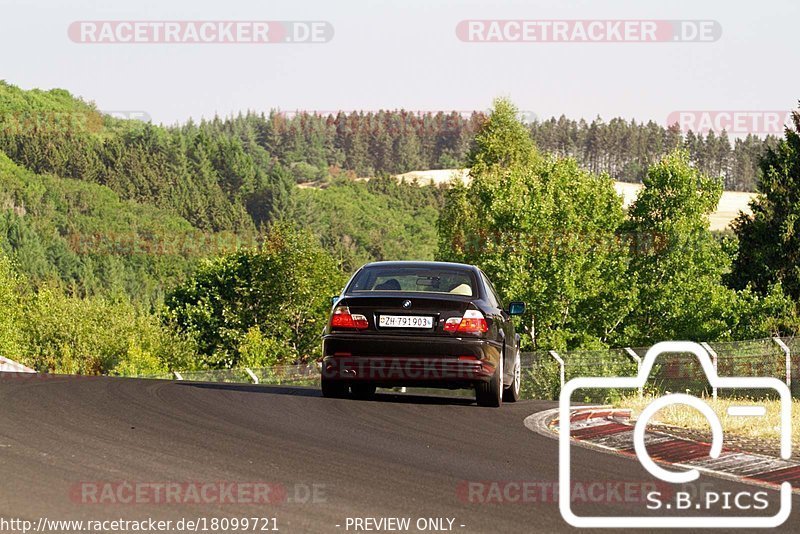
[
  {"x1": 443, "y1": 310, "x2": 488, "y2": 334},
  {"x1": 443, "y1": 317, "x2": 461, "y2": 332},
  {"x1": 330, "y1": 306, "x2": 369, "y2": 330}
]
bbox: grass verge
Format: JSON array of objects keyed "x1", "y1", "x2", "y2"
[{"x1": 616, "y1": 395, "x2": 800, "y2": 452}]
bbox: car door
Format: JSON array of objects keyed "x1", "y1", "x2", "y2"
[{"x1": 479, "y1": 271, "x2": 515, "y2": 378}]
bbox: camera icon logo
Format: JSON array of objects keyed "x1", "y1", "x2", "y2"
[{"x1": 559, "y1": 341, "x2": 793, "y2": 529}]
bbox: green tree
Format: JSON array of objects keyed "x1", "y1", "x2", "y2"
[
  {"x1": 164, "y1": 224, "x2": 345, "y2": 367},
  {"x1": 729, "y1": 109, "x2": 800, "y2": 300},
  {"x1": 21, "y1": 285, "x2": 194, "y2": 375},
  {"x1": 0, "y1": 248, "x2": 24, "y2": 362},
  {"x1": 439, "y1": 99, "x2": 634, "y2": 350},
  {"x1": 623, "y1": 150, "x2": 736, "y2": 342},
  {"x1": 467, "y1": 98, "x2": 535, "y2": 173}
]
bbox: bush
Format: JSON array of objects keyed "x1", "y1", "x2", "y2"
[
  {"x1": 238, "y1": 326, "x2": 296, "y2": 367},
  {"x1": 110, "y1": 345, "x2": 169, "y2": 377},
  {"x1": 165, "y1": 224, "x2": 345, "y2": 368},
  {"x1": 0, "y1": 251, "x2": 24, "y2": 362},
  {"x1": 21, "y1": 285, "x2": 195, "y2": 375},
  {"x1": 520, "y1": 355, "x2": 561, "y2": 400},
  {"x1": 290, "y1": 161, "x2": 325, "y2": 183}
]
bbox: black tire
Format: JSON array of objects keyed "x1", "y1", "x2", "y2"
[
  {"x1": 503, "y1": 350, "x2": 521, "y2": 403},
  {"x1": 350, "y1": 383, "x2": 377, "y2": 399},
  {"x1": 475, "y1": 358, "x2": 502, "y2": 407},
  {"x1": 321, "y1": 376, "x2": 348, "y2": 398}
]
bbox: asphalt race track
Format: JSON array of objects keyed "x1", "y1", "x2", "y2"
[{"x1": 1, "y1": 374, "x2": 798, "y2": 533}]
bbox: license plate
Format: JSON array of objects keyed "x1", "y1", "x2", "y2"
[{"x1": 379, "y1": 315, "x2": 433, "y2": 329}]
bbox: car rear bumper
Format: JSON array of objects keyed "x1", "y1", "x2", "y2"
[{"x1": 321, "y1": 334, "x2": 501, "y2": 388}]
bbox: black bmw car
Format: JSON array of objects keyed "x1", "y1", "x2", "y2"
[{"x1": 321, "y1": 261, "x2": 525, "y2": 407}]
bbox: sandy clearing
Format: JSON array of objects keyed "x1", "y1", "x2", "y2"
[{"x1": 395, "y1": 169, "x2": 755, "y2": 231}]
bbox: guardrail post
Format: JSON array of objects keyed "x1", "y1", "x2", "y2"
[
  {"x1": 245, "y1": 368, "x2": 259, "y2": 384},
  {"x1": 173, "y1": 371, "x2": 184, "y2": 381},
  {"x1": 624, "y1": 347, "x2": 643, "y2": 397},
  {"x1": 549, "y1": 350, "x2": 565, "y2": 389},
  {"x1": 700, "y1": 342, "x2": 718, "y2": 400},
  {"x1": 773, "y1": 337, "x2": 791, "y2": 390}
]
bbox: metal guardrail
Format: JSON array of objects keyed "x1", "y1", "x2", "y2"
[
  {"x1": 520, "y1": 337, "x2": 799, "y2": 400},
  {"x1": 142, "y1": 337, "x2": 798, "y2": 401},
  {"x1": 151, "y1": 364, "x2": 321, "y2": 386}
]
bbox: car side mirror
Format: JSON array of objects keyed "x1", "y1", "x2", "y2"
[
  {"x1": 508, "y1": 301, "x2": 526, "y2": 316},
  {"x1": 331, "y1": 296, "x2": 340, "y2": 306}
]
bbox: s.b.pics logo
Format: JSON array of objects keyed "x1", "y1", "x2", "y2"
[{"x1": 559, "y1": 341, "x2": 793, "y2": 529}]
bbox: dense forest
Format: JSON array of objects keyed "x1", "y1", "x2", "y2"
[
  {"x1": 0, "y1": 82, "x2": 445, "y2": 301},
  {"x1": 529, "y1": 118, "x2": 776, "y2": 192},
  {"x1": 200, "y1": 108, "x2": 775, "y2": 191},
  {"x1": 1, "y1": 81, "x2": 797, "y2": 376}
]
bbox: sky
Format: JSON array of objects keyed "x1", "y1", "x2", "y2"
[{"x1": 1, "y1": 0, "x2": 798, "y2": 128}]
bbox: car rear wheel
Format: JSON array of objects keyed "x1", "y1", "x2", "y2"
[
  {"x1": 350, "y1": 383, "x2": 377, "y2": 399},
  {"x1": 475, "y1": 356, "x2": 502, "y2": 407},
  {"x1": 321, "y1": 376, "x2": 348, "y2": 398},
  {"x1": 502, "y1": 350, "x2": 521, "y2": 403}
]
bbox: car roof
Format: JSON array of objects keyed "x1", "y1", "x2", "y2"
[{"x1": 360, "y1": 260, "x2": 479, "y2": 272}]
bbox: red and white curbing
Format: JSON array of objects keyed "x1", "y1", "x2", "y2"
[{"x1": 551, "y1": 406, "x2": 800, "y2": 493}]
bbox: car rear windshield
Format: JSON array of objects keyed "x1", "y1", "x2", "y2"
[{"x1": 348, "y1": 266, "x2": 476, "y2": 297}]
